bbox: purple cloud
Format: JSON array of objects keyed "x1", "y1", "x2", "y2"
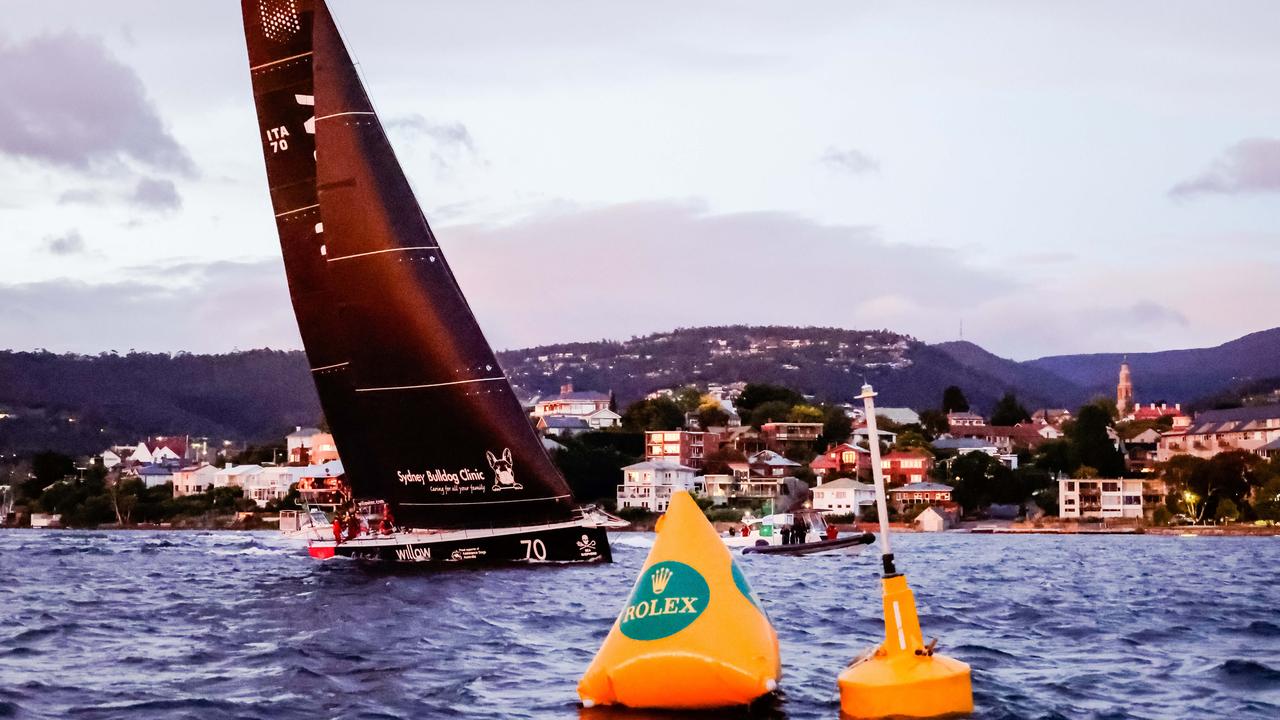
[
  {"x1": 0, "y1": 33, "x2": 194, "y2": 176},
  {"x1": 130, "y1": 177, "x2": 182, "y2": 211},
  {"x1": 42, "y1": 230, "x2": 86, "y2": 256},
  {"x1": 1170, "y1": 138, "x2": 1280, "y2": 199},
  {"x1": 821, "y1": 147, "x2": 879, "y2": 175}
]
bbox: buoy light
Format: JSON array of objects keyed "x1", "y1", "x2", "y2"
[{"x1": 837, "y1": 383, "x2": 973, "y2": 719}]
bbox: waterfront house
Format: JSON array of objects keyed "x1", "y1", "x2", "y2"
[
  {"x1": 286, "y1": 427, "x2": 340, "y2": 465},
  {"x1": 1058, "y1": 477, "x2": 1167, "y2": 520},
  {"x1": 213, "y1": 464, "x2": 263, "y2": 489},
  {"x1": 887, "y1": 482, "x2": 955, "y2": 512},
  {"x1": 1156, "y1": 404, "x2": 1280, "y2": 462},
  {"x1": 616, "y1": 460, "x2": 700, "y2": 512},
  {"x1": 851, "y1": 426, "x2": 898, "y2": 449},
  {"x1": 136, "y1": 465, "x2": 173, "y2": 489},
  {"x1": 172, "y1": 464, "x2": 218, "y2": 497},
  {"x1": 245, "y1": 466, "x2": 311, "y2": 507},
  {"x1": 811, "y1": 476, "x2": 875, "y2": 514},
  {"x1": 810, "y1": 442, "x2": 868, "y2": 480},
  {"x1": 701, "y1": 474, "x2": 782, "y2": 505},
  {"x1": 645, "y1": 430, "x2": 720, "y2": 469},
  {"x1": 880, "y1": 450, "x2": 934, "y2": 485}
]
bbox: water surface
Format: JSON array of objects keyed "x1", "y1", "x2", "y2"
[{"x1": 1, "y1": 531, "x2": 1277, "y2": 719}]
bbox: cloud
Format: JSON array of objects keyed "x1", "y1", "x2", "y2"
[
  {"x1": 0, "y1": 33, "x2": 194, "y2": 176},
  {"x1": 821, "y1": 147, "x2": 879, "y2": 175},
  {"x1": 42, "y1": 230, "x2": 86, "y2": 256},
  {"x1": 440, "y1": 199, "x2": 1015, "y2": 349},
  {"x1": 1169, "y1": 138, "x2": 1280, "y2": 199},
  {"x1": 130, "y1": 177, "x2": 182, "y2": 211},
  {"x1": 386, "y1": 114, "x2": 481, "y2": 172},
  {"x1": 0, "y1": 259, "x2": 298, "y2": 353}
]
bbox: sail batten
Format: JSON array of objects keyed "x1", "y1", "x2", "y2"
[{"x1": 243, "y1": 0, "x2": 578, "y2": 529}]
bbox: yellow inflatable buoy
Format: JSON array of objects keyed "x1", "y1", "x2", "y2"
[
  {"x1": 578, "y1": 490, "x2": 781, "y2": 709},
  {"x1": 838, "y1": 383, "x2": 972, "y2": 718}
]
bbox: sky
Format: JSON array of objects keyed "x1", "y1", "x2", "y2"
[{"x1": 1, "y1": 0, "x2": 1278, "y2": 360}]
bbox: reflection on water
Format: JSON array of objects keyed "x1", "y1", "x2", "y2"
[{"x1": 0, "y1": 531, "x2": 1277, "y2": 719}]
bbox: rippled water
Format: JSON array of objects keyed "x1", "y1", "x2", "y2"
[{"x1": 1, "y1": 530, "x2": 1277, "y2": 719}]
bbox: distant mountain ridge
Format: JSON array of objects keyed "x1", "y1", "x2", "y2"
[
  {"x1": 1025, "y1": 327, "x2": 1280, "y2": 405},
  {"x1": 2, "y1": 325, "x2": 1277, "y2": 456}
]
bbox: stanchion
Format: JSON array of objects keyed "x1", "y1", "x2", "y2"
[{"x1": 837, "y1": 383, "x2": 973, "y2": 718}]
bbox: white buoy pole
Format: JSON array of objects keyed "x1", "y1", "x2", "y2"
[{"x1": 857, "y1": 383, "x2": 897, "y2": 575}]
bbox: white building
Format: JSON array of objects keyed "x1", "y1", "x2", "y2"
[
  {"x1": 1058, "y1": 477, "x2": 1167, "y2": 519},
  {"x1": 616, "y1": 460, "x2": 700, "y2": 513},
  {"x1": 702, "y1": 474, "x2": 781, "y2": 504},
  {"x1": 136, "y1": 465, "x2": 173, "y2": 488},
  {"x1": 173, "y1": 464, "x2": 218, "y2": 497},
  {"x1": 876, "y1": 407, "x2": 921, "y2": 425},
  {"x1": 213, "y1": 464, "x2": 264, "y2": 490},
  {"x1": 101, "y1": 450, "x2": 123, "y2": 469},
  {"x1": 811, "y1": 476, "x2": 876, "y2": 513},
  {"x1": 244, "y1": 466, "x2": 309, "y2": 508}
]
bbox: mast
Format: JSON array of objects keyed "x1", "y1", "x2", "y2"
[{"x1": 242, "y1": 0, "x2": 577, "y2": 528}]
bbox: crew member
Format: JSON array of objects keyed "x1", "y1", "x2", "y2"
[
  {"x1": 331, "y1": 516, "x2": 343, "y2": 544},
  {"x1": 826, "y1": 523, "x2": 839, "y2": 541}
]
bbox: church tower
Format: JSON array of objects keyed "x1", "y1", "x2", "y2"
[{"x1": 1116, "y1": 357, "x2": 1134, "y2": 417}]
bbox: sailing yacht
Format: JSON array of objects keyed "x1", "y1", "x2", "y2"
[{"x1": 241, "y1": 0, "x2": 612, "y2": 564}]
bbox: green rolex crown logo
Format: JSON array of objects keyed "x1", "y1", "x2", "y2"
[{"x1": 619, "y1": 561, "x2": 710, "y2": 641}]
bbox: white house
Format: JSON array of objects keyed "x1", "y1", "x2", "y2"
[
  {"x1": 616, "y1": 460, "x2": 700, "y2": 513},
  {"x1": 244, "y1": 466, "x2": 309, "y2": 507},
  {"x1": 136, "y1": 465, "x2": 173, "y2": 488},
  {"x1": 702, "y1": 474, "x2": 781, "y2": 504},
  {"x1": 915, "y1": 506, "x2": 954, "y2": 532},
  {"x1": 173, "y1": 464, "x2": 219, "y2": 497},
  {"x1": 101, "y1": 450, "x2": 123, "y2": 469},
  {"x1": 811, "y1": 476, "x2": 876, "y2": 514},
  {"x1": 213, "y1": 464, "x2": 264, "y2": 489},
  {"x1": 532, "y1": 383, "x2": 613, "y2": 419}
]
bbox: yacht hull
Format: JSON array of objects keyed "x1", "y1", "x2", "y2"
[{"x1": 311, "y1": 519, "x2": 612, "y2": 564}]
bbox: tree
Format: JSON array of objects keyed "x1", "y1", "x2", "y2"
[
  {"x1": 787, "y1": 404, "x2": 824, "y2": 423},
  {"x1": 550, "y1": 435, "x2": 638, "y2": 502},
  {"x1": 991, "y1": 392, "x2": 1030, "y2": 426},
  {"x1": 820, "y1": 406, "x2": 852, "y2": 446},
  {"x1": 1254, "y1": 476, "x2": 1280, "y2": 522},
  {"x1": 673, "y1": 386, "x2": 704, "y2": 413},
  {"x1": 948, "y1": 451, "x2": 1013, "y2": 514},
  {"x1": 892, "y1": 430, "x2": 932, "y2": 452},
  {"x1": 1033, "y1": 439, "x2": 1080, "y2": 477},
  {"x1": 106, "y1": 477, "x2": 144, "y2": 526},
  {"x1": 918, "y1": 409, "x2": 948, "y2": 439},
  {"x1": 1070, "y1": 403, "x2": 1124, "y2": 477},
  {"x1": 749, "y1": 400, "x2": 794, "y2": 429},
  {"x1": 695, "y1": 404, "x2": 730, "y2": 430},
  {"x1": 621, "y1": 397, "x2": 684, "y2": 432},
  {"x1": 735, "y1": 384, "x2": 803, "y2": 415},
  {"x1": 1215, "y1": 498, "x2": 1240, "y2": 523},
  {"x1": 942, "y1": 386, "x2": 970, "y2": 414}
]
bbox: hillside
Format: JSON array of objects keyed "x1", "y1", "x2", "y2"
[
  {"x1": 0, "y1": 350, "x2": 321, "y2": 456},
  {"x1": 3, "y1": 325, "x2": 1277, "y2": 457},
  {"x1": 1026, "y1": 327, "x2": 1280, "y2": 404},
  {"x1": 933, "y1": 341, "x2": 1089, "y2": 409},
  {"x1": 494, "y1": 326, "x2": 1072, "y2": 412}
]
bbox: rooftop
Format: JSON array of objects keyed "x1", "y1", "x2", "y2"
[
  {"x1": 816, "y1": 477, "x2": 874, "y2": 491},
  {"x1": 888, "y1": 482, "x2": 954, "y2": 493}
]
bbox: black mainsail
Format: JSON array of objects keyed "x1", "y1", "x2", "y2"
[{"x1": 242, "y1": 0, "x2": 577, "y2": 530}]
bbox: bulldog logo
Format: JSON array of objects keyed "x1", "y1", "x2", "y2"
[{"x1": 486, "y1": 448, "x2": 523, "y2": 491}]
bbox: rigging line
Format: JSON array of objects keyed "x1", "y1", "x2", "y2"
[
  {"x1": 310, "y1": 362, "x2": 350, "y2": 372},
  {"x1": 249, "y1": 50, "x2": 313, "y2": 71},
  {"x1": 315, "y1": 111, "x2": 376, "y2": 122},
  {"x1": 275, "y1": 203, "x2": 319, "y2": 218},
  {"x1": 326, "y1": 246, "x2": 439, "y2": 262},
  {"x1": 398, "y1": 495, "x2": 574, "y2": 506},
  {"x1": 354, "y1": 376, "x2": 507, "y2": 393}
]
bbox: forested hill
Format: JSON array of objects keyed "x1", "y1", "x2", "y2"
[
  {"x1": 0, "y1": 350, "x2": 321, "y2": 456},
  {"x1": 494, "y1": 326, "x2": 1076, "y2": 411},
  {"x1": 3, "y1": 325, "x2": 1277, "y2": 456}
]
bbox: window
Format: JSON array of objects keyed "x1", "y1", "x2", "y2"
[
  {"x1": 1102, "y1": 482, "x2": 1120, "y2": 492},
  {"x1": 1066, "y1": 482, "x2": 1075, "y2": 491}
]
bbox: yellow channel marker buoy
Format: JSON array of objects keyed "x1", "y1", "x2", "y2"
[
  {"x1": 838, "y1": 383, "x2": 973, "y2": 719},
  {"x1": 579, "y1": 490, "x2": 781, "y2": 709}
]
